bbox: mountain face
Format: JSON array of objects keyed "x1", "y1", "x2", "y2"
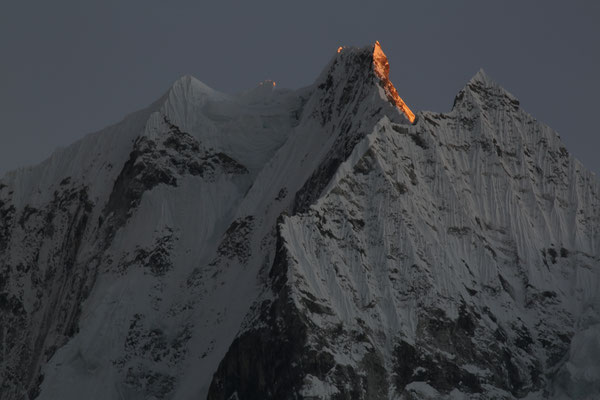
[{"x1": 0, "y1": 43, "x2": 599, "y2": 400}]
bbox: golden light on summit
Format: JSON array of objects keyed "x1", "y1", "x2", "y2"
[
  {"x1": 372, "y1": 41, "x2": 416, "y2": 123},
  {"x1": 337, "y1": 46, "x2": 343, "y2": 53}
]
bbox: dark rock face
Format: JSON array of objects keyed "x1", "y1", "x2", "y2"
[
  {"x1": 104, "y1": 115, "x2": 248, "y2": 233},
  {"x1": 207, "y1": 232, "x2": 312, "y2": 400},
  {"x1": 212, "y1": 216, "x2": 255, "y2": 266},
  {"x1": 391, "y1": 305, "x2": 547, "y2": 398},
  {"x1": 116, "y1": 229, "x2": 175, "y2": 276},
  {"x1": 0, "y1": 184, "x2": 95, "y2": 399},
  {"x1": 113, "y1": 313, "x2": 191, "y2": 399},
  {"x1": 0, "y1": 198, "x2": 15, "y2": 253},
  {"x1": 208, "y1": 228, "x2": 391, "y2": 400},
  {"x1": 208, "y1": 234, "x2": 388, "y2": 400}
]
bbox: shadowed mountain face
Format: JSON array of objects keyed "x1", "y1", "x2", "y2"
[{"x1": 0, "y1": 43, "x2": 599, "y2": 400}]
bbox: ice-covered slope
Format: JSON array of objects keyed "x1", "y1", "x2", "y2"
[{"x1": 0, "y1": 42, "x2": 598, "y2": 400}]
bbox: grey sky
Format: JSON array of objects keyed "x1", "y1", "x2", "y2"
[{"x1": 1, "y1": 1, "x2": 599, "y2": 176}]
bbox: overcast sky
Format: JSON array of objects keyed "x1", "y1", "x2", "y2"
[{"x1": 1, "y1": 1, "x2": 599, "y2": 176}]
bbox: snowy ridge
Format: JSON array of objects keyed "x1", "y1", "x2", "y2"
[{"x1": 0, "y1": 43, "x2": 599, "y2": 400}]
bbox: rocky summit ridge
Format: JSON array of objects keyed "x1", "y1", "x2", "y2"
[{"x1": 0, "y1": 42, "x2": 599, "y2": 400}]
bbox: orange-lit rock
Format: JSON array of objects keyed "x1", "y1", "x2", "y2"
[
  {"x1": 337, "y1": 46, "x2": 343, "y2": 53},
  {"x1": 372, "y1": 41, "x2": 415, "y2": 123}
]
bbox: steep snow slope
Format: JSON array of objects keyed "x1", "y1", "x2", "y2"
[
  {"x1": 0, "y1": 42, "x2": 598, "y2": 400},
  {"x1": 207, "y1": 72, "x2": 600, "y2": 399}
]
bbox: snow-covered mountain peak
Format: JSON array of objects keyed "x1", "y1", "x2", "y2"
[
  {"x1": 469, "y1": 68, "x2": 494, "y2": 86},
  {"x1": 317, "y1": 41, "x2": 415, "y2": 125},
  {"x1": 160, "y1": 75, "x2": 229, "y2": 127},
  {"x1": 453, "y1": 68, "x2": 520, "y2": 113},
  {"x1": 151, "y1": 73, "x2": 304, "y2": 174},
  {"x1": 169, "y1": 74, "x2": 225, "y2": 99},
  {"x1": 1, "y1": 42, "x2": 599, "y2": 400}
]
